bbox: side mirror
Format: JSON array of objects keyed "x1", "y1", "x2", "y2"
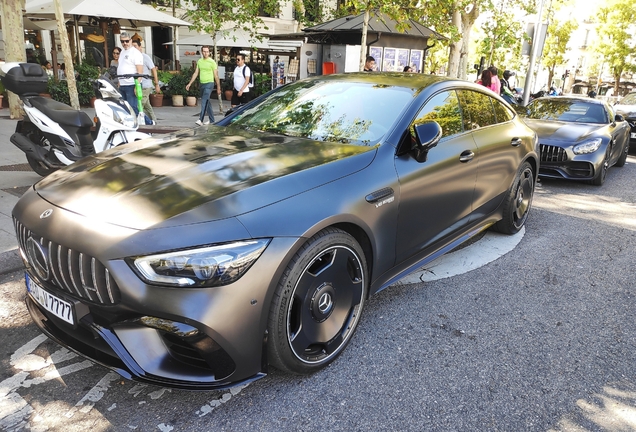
[
  {"x1": 412, "y1": 121, "x2": 442, "y2": 162},
  {"x1": 615, "y1": 114, "x2": 624, "y2": 122},
  {"x1": 513, "y1": 104, "x2": 529, "y2": 116}
]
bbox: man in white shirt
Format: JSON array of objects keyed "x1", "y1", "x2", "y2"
[
  {"x1": 232, "y1": 54, "x2": 251, "y2": 108},
  {"x1": 132, "y1": 38, "x2": 160, "y2": 123},
  {"x1": 116, "y1": 32, "x2": 144, "y2": 115}
]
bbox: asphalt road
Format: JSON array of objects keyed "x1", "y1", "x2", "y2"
[{"x1": 1, "y1": 155, "x2": 635, "y2": 432}]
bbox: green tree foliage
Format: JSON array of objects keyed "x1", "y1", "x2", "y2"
[
  {"x1": 340, "y1": 0, "x2": 416, "y2": 71},
  {"x1": 542, "y1": 17, "x2": 577, "y2": 90},
  {"x1": 594, "y1": 0, "x2": 636, "y2": 93},
  {"x1": 185, "y1": 0, "x2": 280, "y2": 58},
  {"x1": 476, "y1": 0, "x2": 533, "y2": 70}
]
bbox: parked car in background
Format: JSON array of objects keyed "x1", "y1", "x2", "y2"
[
  {"x1": 15, "y1": 73, "x2": 539, "y2": 390},
  {"x1": 521, "y1": 96, "x2": 630, "y2": 185},
  {"x1": 613, "y1": 92, "x2": 636, "y2": 150}
]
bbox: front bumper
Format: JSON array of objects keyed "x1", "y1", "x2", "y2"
[
  {"x1": 15, "y1": 188, "x2": 299, "y2": 389},
  {"x1": 25, "y1": 289, "x2": 266, "y2": 390},
  {"x1": 538, "y1": 142, "x2": 604, "y2": 180}
]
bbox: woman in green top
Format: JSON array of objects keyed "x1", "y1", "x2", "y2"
[{"x1": 186, "y1": 46, "x2": 222, "y2": 125}]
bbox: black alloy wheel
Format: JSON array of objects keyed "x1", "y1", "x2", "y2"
[
  {"x1": 493, "y1": 161, "x2": 535, "y2": 235},
  {"x1": 590, "y1": 146, "x2": 611, "y2": 186},
  {"x1": 615, "y1": 141, "x2": 629, "y2": 167},
  {"x1": 268, "y1": 228, "x2": 367, "y2": 375}
]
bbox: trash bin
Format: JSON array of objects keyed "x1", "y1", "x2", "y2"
[{"x1": 323, "y1": 62, "x2": 335, "y2": 75}]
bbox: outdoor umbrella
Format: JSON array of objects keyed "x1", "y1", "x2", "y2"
[{"x1": 25, "y1": 0, "x2": 190, "y2": 65}]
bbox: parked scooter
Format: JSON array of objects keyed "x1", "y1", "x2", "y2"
[{"x1": 0, "y1": 62, "x2": 151, "y2": 176}]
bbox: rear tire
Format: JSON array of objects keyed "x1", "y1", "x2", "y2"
[
  {"x1": 492, "y1": 161, "x2": 535, "y2": 234},
  {"x1": 26, "y1": 155, "x2": 57, "y2": 177}
]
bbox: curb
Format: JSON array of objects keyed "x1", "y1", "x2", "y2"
[{"x1": 0, "y1": 248, "x2": 24, "y2": 276}]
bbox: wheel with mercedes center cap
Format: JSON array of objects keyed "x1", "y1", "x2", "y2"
[{"x1": 267, "y1": 227, "x2": 367, "y2": 374}]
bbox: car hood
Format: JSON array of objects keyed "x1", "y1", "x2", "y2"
[
  {"x1": 523, "y1": 119, "x2": 601, "y2": 142},
  {"x1": 35, "y1": 126, "x2": 377, "y2": 230}
]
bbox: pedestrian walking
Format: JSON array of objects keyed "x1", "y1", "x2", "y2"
[
  {"x1": 132, "y1": 38, "x2": 160, "y2": 124},
  {"x1": 186, "y1": 45, "x2": 221, "y2": 125},
  {"x1": 232, "y1": 54, "x2": 252, "y2": 108},
  {"x1": 116, "y1": 32, "x2": 144, "y2": 116}
]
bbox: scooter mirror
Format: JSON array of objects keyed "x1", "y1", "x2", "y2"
[{"x1": 90, "y1": 47, "x2": 105, "y2": 68}]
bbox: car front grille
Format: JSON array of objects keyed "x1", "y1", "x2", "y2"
[
  {"x1": 14, "y1": 218, "x2": 121, "y2": 305},
  {"x1": 540, "y1": 144, "x2": 568, "y2": 162}
]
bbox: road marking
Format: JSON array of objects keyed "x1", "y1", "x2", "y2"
[
  {"x1": 398, "y1": 228, "x2": 525, "y2": 284},
  {"x1": 0, "y1": 335, "x2": 96, "y2": 431},
  {"x1": 65, "y1": 372, "x2": 120, "y2": 418},
  {"x1": 197, "y1": 384, "x2": 249, "y2": 417}
]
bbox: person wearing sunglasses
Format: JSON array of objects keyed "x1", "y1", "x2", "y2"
[
  {"x1": 116, "y1": 32, "x2": 144, "y2": 115},
  {"x1": 232, "y1": 54, "x2": 252, "y2": 108}
]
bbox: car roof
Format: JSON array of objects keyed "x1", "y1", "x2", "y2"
[
  {"x1": 533, "y1": 95, "x2": 606, "y2": 105},
  {"x1": 306, "y1": 72, "x2": 461, "y2": 91}
]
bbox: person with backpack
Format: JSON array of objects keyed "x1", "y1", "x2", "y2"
[{"x1": 232, "y1": 54, "x2": 253, "y2": 107}]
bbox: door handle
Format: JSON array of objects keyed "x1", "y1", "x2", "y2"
[
  {"x1": 459, "y1": 150, "x2": 474, "y2": 163},
  {"x1": 511, "y1": 137, "x2": 522, "y2": 146}
]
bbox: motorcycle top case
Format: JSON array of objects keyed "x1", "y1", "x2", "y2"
[{"x1": 0, "y1": 63, "x2": 48, "y2": 96}]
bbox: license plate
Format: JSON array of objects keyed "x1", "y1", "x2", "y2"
[
  {"x1": 631, "y1": 133, "x2": 636, "y2": 139},
  {"x1": 26, "y1": 274, "x2": 75, "y2": 325}
]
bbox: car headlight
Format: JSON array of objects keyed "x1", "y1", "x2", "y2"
[
  {"x1": 130, "y1": 239, "x2": 270, "y2": 287},
  {"x1": 573, "y1": 138, "x2": 602, "y2": 155}
]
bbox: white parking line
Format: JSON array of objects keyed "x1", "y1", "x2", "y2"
[{"x1": 398, "y1": 228, "x2": 525, "y2": 284}]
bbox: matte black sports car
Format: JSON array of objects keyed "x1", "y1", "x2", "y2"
[
  {"x1": 15, "y1": 73, "x2": 538, "y2": 390},
  {"x1": 613, "y1": 92, "x2": 636, "y2": 150},
  {"x1": 523, "y1": 96, "x2": 630, "y2": 185}
]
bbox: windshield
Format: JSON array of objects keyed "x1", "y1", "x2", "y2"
[
  {"x1": 227, "y1": 79, "x2": 415, "y2": 145},
  {"x1": 619, "y1": 93, "x2": 636, "y2": 105},
  {"x1": 526, "y1": 99, "x2": 608, "y2": 124}
]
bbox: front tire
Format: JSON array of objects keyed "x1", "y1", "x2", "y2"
[
  {"x1": 615, "y1": 141, "x2": 628, "y2": 167},
  {"x1": 590, "y1": 146, "x2": 611, "y2": 186},
  {"x1": 267, "y1": 228, "x2": 367, "y2": 375},
  {"x1": 492, "y1": 161, "x2": 535, "y2": 234}
]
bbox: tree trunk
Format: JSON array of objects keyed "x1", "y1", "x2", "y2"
[
  {"x1": 547, "y1": 65, "x2": 554, "y2": 91},
  {"x1": 54, "y1": 0, "x2": 80, "y2": 110},
  {"x1": 458, "y1": 2, "x2": 479, "y2": 81},
  {"x1": 0, "y1": 0, "x2": 26, "y2": 119},
  {"x1": 359, "y1": 8, "x2": 371, "y2": 71},
  {"x1": 447, "y1": 8, "x2": 462, "y2": 77},
  {"x1": 614, "y1": 73, "x2": 621, "y2": 96}
]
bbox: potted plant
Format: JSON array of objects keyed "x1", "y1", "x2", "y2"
[
  {"x1": 165, "y1": 69, "x2": 190, "y2": 107},
  {"x1": 150, "y1": 89, "x2": 163, "y2": 107},
  {"x1": 185, "y1": 74, "x2": 198, "y2": 107},
  {"x1": 222, "y1": 73, "x2": 234, "y2": 101},
  {"x1": 254, "y1": 73, "x2": 271, "y2": 97}
]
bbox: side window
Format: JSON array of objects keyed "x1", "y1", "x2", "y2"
[
  {"x1": 492, "y1": 97, "x2": 515, "y2": 123},
  {"x1": 458, "y1": 90, "x2": 497, "y2": 129},
  {"x1": 412, "y1": 90, "x2": 463, "y2": 140}
]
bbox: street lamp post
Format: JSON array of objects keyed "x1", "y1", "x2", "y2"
[{"x1": 522, "y1": 0, "x2": 546, "y2": 105}]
